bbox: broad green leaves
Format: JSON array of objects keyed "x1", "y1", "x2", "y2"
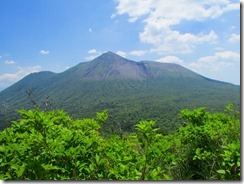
[
  {"x1": 0, "y1": 104, "x2": 240, "y2": 180},
  {"x1": 174, "y1": 104, "x2": 240, "y2": 180}
]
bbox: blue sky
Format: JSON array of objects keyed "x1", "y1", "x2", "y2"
[{"x1": 0, "y1": 0, "x2": 240, "y2": 91}]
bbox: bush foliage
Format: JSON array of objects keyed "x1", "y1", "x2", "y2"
[{"x1": 0, "y1": 104, "x2": 240, "y2": 180}]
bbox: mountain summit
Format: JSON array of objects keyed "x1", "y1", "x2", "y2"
[
  {"x1": 93, "y1": 51, "x2": 128, "y2": 62},
  {"x1": 71, "y1": 51, "x2": 148, "y2": 80},
  {"x1": 0, "y1": 51, "x2": 240, "y2": 131},
  {"x1": 63, "y1": 51, "x2": 202, "y2": 80}
]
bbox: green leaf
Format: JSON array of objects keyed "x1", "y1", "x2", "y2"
[
  {"x1": 11, "y1": 164, "x2": 19, "y2": 170},
  {"x1": 237, "y1": 161, "x2": 240, "y2": 167},
  {"x1": 217, "y1": 170, "x2": 226, "y2": 174},
  {"x1": 89, "y1": 163, "x2": 95, "y2": 171},
  {"x1": 95, "y1": 154, "x2": 100, "y2": 165},
  {"x1": 16, "y1": 164, "x2": 26, "y2": 177},
  {"x1": 41, "y1": 164, "x2": 60, "y2": 171},
  {"x1": 163, "y1": 173, "x2": 172, "y2": 180}
]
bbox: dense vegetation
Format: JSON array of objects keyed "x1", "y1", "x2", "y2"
[
  {"x1": 0, "y1": 52, "x2": 240, "y2": 132},
  {"x1": 0, "y1": 77, "x2": 240, "y2": 132},
  {"x1": 0, "y1": 104, "x2": 240, "y2": 180}
]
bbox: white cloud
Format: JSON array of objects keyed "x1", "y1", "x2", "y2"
[
  {"x1": 111, "y1": 13, "x2": 116, "y2": 19},
  {"x1": 198, "y1": 51, "x2": 239, "y2": 63},
  {"x1": 228, "y1": 34, "x2": 240, "y2": 43},
  {"x1": 229, "y1": 26, "x2": 236, "y2": 31},
  {"x1": 129, "y1": 50, "x2": 147, "y2": 56},
  {"x1": 188, "y1": 51, "x2": 240, "y2": 72},
  {"x1": 89, "y1": 28, "x2": 92, "y2": 32},
  {"x1": 85, "y1": 49, "x2": 103, "y2": 60},
  {"x1": 114, "y1": 50, "x2": 148, "y2": 57},
  {"x1": 152, "y1": 50, "x2": 240, "y2": 84},
  {"x1": 215, "y1": 51, "x2": 240, "y2": 60},
  {"x1": 116, "y1": 50, "x2": 127, "y2": 57},
  {"x1": 88, "y1": 49, "x2": 100, "y2": 54},
  {"x1": 39, "y1": 50, "x2": 49, "y2": 55},
  {"x1": 86, "y1": 49, "x2": 147, "y2": 60},
  {"x1": 0, "y1": 65, "x2": 41, "y2": 88},
  {"x1": 151, "y1": 50, "x2": 239, "y2": 84},
  {"x1": 5, "y1": 60, "x2": 16, "y2": 64},
  {"x1": 116, "y1": 0, "x2": 239, "y2": 23},
  {"x1": 85, "y1": 55, "x2": 98, "y2": 61},
  {"x1": 116, "y1": 0, "x2": 154, "y2": 22},
  {"x1": 214, "y1": 47, "x2": 225, "y2": 51},
  {"x1": 156, "y1": 56, "x2": 183, "y2": 64},
  {"x1": 115, "y1": 0, "x2": 153, "y2": 22},
  {"x1": 114, "y1": 0, "x2": 239, "y2": 54}
]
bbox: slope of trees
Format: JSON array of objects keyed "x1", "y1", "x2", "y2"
[
  {"x1": 0, "y1": 104, "x2": 240, "y2": 180},
  {"x1": 0, "y1": 77, "x2": 240, "y2": 133}
]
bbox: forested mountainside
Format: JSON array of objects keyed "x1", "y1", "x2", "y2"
[{"x1": 0, "y1": 52, "x2": 240, "y2": 132}]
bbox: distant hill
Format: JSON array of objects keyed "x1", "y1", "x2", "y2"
[{"x1": 0, "y1": 52, "x2": 240, "y2": 132}]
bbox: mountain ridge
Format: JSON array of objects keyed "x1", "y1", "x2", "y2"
[
  {"x1": 0, "y1": 51, "x2": 240, "y2": 132},
  {"x1": 50, "y1": 51, "x2": 215, "y2": 82}
]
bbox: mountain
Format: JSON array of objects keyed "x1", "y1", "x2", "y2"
[
  {"x1": 60, "y1": 51, "x2": 203, "y2": 80},
  {"x1": 0, "y1": 52, "x2": 240, "y2": 132}
]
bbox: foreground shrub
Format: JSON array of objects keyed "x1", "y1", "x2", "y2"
[{"x1": 0, "y1": 104, "x2": 240, "y2": 180}]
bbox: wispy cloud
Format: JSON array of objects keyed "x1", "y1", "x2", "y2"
[
  {"x1": 0, "y1": 65, "x2": 41, "y2": 88},
  {"x1": 154, "y1": 50, "x2": 240, "y2": 84},
  {"x1": 156, "y1": 56, "x2": 183, "y2": 64},
  {"x1": 115, "y1": 50, "x2": 148, "y2": 58},
  {"x1": 116, "y1": 50, "x2": 127, "y2": 57},
  {"x1": 89, "y1": 28, "x2": 92, "y2": 32},
  {"x1": 5, "y1": 60, "x2": 16, "y2": 64},
  {"x1": 188, "y1": 51, "x2": 240, "y2": 72},
  {"x1": 111, "y1": 13, "x2": 116, "y2": 19},
  {"x1": 114, "y1": 0, "x2": 239, "y2": 55},
  {"x1": 129, "y1": 50, "x2": 147, "y2": 57},
  {"x1": 85, "y1": 49, "x2": 103, "y2": 60},
  {"x1": 228, "y1": 34, "x2": 240, "y2": 43},
  {"x1": 185, "y1": 50, "x2": 240, "y2": 84},
  {"x1": 86, "y1": 49, "x2": 147, "y2": 60},
  {"x1": 39, "y1": 50, "x2": 49, "y2": 55},
  {"x1": 88, "y1": 49, "x2": 101, "y2": 55},
  {"x1": 85, "y1": 55, "x2": 98, "y2": 61}
]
